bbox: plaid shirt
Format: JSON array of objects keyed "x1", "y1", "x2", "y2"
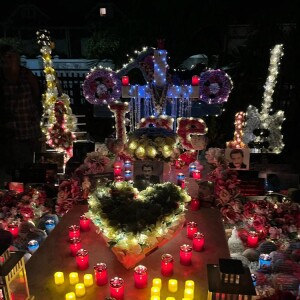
[{"x1": 2, "y1": 67, "x2": 42, "y2": 140}]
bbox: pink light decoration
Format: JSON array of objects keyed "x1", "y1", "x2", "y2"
[
  {"x1": 161, "y1": 254, "x2": 174, "y2": 277},
  {"x1": 79, "y1": 215, "x2": 91, "y2": 231},
  {"x1": 8, "y1": 222, "x2": 19, "y2": 238},
  {"x1": 190, "y1": 198, "x2": 200, "y2": 211},
  {"x1": 192, "y1": 232, "x2": 205, "y2": 251},
  {"x1": 68, "y1": 225, "x2": 80, "y2": 239},
  {"x1": 94, "y1": 263, "x2": 108, "y2": 286},
  {"x1": 76, "y1": 249, "x2": 89, "y2": 270},
  {"x1": 110, "y1": 277, "x2": 125, "y2": 300},
  {"x1": 187, "y1": 221, "x2": 198, "y2": 239},
  {"x1": 134, "y1": 265, "x2": 148, "y2": 289},
  {"x1": 180, "y1": 244, "x2": 193, "y2": 265},
  {"x1": 192, "y1": 170, "x2": 201, "y2": 180},
  {"x1": 247, "y1": 231, "x2": 259, "y2": 248},
  {"x1": 121, "y1": 76, "x2": 129, "y2": 86},
  {"x1": 69, "y1": 238, "x2": 82, "y2": 256},
  {"x1": 191, "y1": 75, "x2": 200, "y2": 86}
]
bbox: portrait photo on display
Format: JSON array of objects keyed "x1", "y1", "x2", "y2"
[{"x1": 225, "y1": 148, "x2": 250, "y2": 170}]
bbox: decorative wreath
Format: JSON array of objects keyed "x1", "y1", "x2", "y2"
[
  {"x1": 200, "y1": 69, "x2": 233, "y2": 104},
  {"x1": 83, "y1": 68, "x2": 121, "y2": 105}
]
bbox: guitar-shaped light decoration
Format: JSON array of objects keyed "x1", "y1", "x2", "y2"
[
  {"x1": 243, "y1": 44, "x2": 285, "y2": 154},
  {"x1": 226, "y1": 111, "x2": 247, "y2": 149}
]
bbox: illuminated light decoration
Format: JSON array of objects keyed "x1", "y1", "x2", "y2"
[
  {"x1": 83, "y1": 68, "x2": 121, "y2": 105},
  {"x1": 243, "y1": 44, "x2": 285, "y2": 153},
  {"x1": 138, "y1": 115, "x2": 174, "y2": 131},
  {"x1": 226, "y1": 111, "x2": 247, "y2": 149},
  {"x1": 177, "y1": 117, "x2": 208, "y2": 150},
  {"x1": 108, "y1": 101, "x2": 130, "y2": 144}
]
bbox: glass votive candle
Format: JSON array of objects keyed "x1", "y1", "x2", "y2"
[
  {"x1": 189, "y1": 163, "x2": 197, "y2": 177},
  {"x1": 114, "y1": 166, "x2": 122, "y2": 176},
  {"x1": 76, "y1": 249, "x2": 89, "y2": 270},
  {"x1": 94, "y1": 263, "x2": 108, "y2": 286},
  {"x1": 69, "y1": 272, "x2": 79, "y2": 285},
  {"x1": 247, "y1": 231, "x2": 258, "y2": 248},
  {"x1": 152, "y1": 278, "x2": 162, "y2": 289},
  {"x1": 161, "y1": 253, "x2": 174, "y2": 277},
  {"x1": 185, "y1": 280, "x2": 195, "y2": 291},
  {"x1": 65, "y1": 292, "x2": 76, "y2": 300},
  {"x1": 8, "y1": 222, "x2": 19, "y2": 238},
  {"x1": 190, "y1": 198, "x2": 200, "y2": 211},
  {"x1": 124, "y1": 160, "x2": 132, "y2": 171},
  {"x1": 192, "y1": 170, "x2": 201, "y2": 180},
  {"x1": 54, "y1": 271, "x2": 64, "y2": 285},
  {"x1": 134, "y1": 265, "x2": 148, "y2": 289},
  {"x1": 27, "y1": 239, "x2": 39, "y2": 254},
  {"x1": 110, "y1": 277, "x2": 125, "y2": 300},
  {"x1": 75, "y1": 283, "x2": 86, "y2": 297},
  {"x1": 186, "y1": 221, "x2": 198, "y2": 239},
  {"x1": 168, "y1": 279, "x2": 178, "y2": 293},
  {"x1": 124, "y1": 170, "x2": 132, "y2": 181},
  {"x1": 259, "y1": 253, "x2": 271, "y2": 270},
  {"x1": 192, "y1": 232, "x2": 205, "y2": 251},
  {"x1": 69, "y1": 238, "x2": 82, "y2": 256},
  {"x1": 180, "y1": 244, "x2": 193, "y2": 266},
  {"x1": 45, "y1": 219, "x2": 55, "y2": 233},
  {"x1": 177, "y1": 173, "x2": 185, "y2": 186},
  {"x1": 69, "y1": 225, "x2": 80, "y2": 239},
  {"x1": 184, "y1": 287, "x2": 194, "y2": 299},
  {"x1": 150, "y1": 286, "x2": 161, "y2": 297},
  {"x1": 79, "y1": 215, "x2": 91, "y2": 231},
  {"x1": 83, "y1": 273, "x2": 93, "y2": 287}
]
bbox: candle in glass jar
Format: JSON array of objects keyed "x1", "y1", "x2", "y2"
[
  {"x1": 124, "y1": 170, "x2": 132, "y2": 181},
  {"x1": 134, "y1": 265, "x2": 148, "y2": 289},
  {"x1": 152, "y1": 278, "x2": 162, "y2": 289},
  {"x1": 69, "y1": 272, "x2": 79, "y2": 285},
  {"x1": 191, "y1": 75, "x2": 200, "y2": 86},
  {"x1": 84, "y1": 274, "x2": 93, "y2": 287},
  {"x1": 150, "y1": 297, "x2": 160, "y2": 300},
  {"x1": 69, "y1": 238, "x2": 82, "y2": 256},
  {"x1": 161, "y1": 254, "x2": 174, "y2": 277},
  {"x1": 114, "y1": 166, "x2": 122, "y2": 176},
  {"x1": 8, "y1": 222, "x2": 19, "y2": 238},
  {"x1": 45, "y1": 219, "x2": 55, "y2": 233},
  {"x1": 27, "y1": 240, "x2": 39, "y2": 254},
  {"x1": 180, "y1": 244, "x2": 193, "y2": 266},
  {"x1": 177, "y1": 173, "x2": 185, "y2": 186},
  {"x1": 76, "y1": 249, "x2": 89, "y2": 270},
  {"x1": 189, "y1": 163, "x2": 197, "y2": 177},
  {"x1": 54, "y1": 271, "x2": 64, "y2": 285},
  {"x1": 65, "y1": 292, "x2": 76, "y2": 300},
  {"x1": 150, "y1": 286, "x2": 160, "y2": 297},
  {"x1": 184, "y1": 287, "x2": 194, "y2": 299},
  {"x1": 187, "y1": 221, "x2": 198, "y2": 239},
  {"x1": 247, "y1": 231, "x2": 258, "y2": 248},
  {"x1": 185, "y1": 280, "x2": 195, "y2": 291},
  {"x1": 168, "y1": 279, "x2": 178, "y2": 293},
  {"x1": 192, "y1": 170, "x2": 201, "y2": 180},
  {"x1": 69, "y1": 225, "x2": 80, "y2": 239},
  {"x1": 192, "y1": 232, "x2": 205, "y2": 251},
  {"x1": 94, "y1": 263, "x2": 108, "y2": 286},
  {"x1": 110, "y1": 277, "x2": 124, "y2": 300},
  {"x1": 190, "y1": 198, "x2": 200, "y2": 211},
  {"x1": 124, "y1": 160, "x2": 132, "y2": 170},
  {"x1": 75, "y1": 283, "x2": 86, "y2": 297},
  {"x1": 79, "y1": 215, "x2": 91, "y2": 231},
  {"x1": 122, "y1": 76, "x2": 129, "y2": 86}
]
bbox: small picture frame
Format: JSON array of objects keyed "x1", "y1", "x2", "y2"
[
  {"x1": 133, "y1": 160, "x2": 164, "y2": 191},
  {"x1": 34, "y1": 151, "x2": 65, "y2": 173},
  {"x1": 225, "y1": 148, "x2": 250, "y2": 170}
]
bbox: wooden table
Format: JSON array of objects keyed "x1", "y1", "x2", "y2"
[{"x1": 25, "y1": 203, "x2": 230, "y2": 300}]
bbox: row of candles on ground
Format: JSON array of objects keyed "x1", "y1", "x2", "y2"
[
  {"x1": 114, "y1": 159, "x2": 133, "y2": 182},
  {"x1": 55, "y1": 266, "x2": 198, "y2": 299}
]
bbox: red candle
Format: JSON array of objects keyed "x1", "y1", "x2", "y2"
[
  {"x1": 180, "y1": 244, "x2": 193, "y2": 265},
  {"x1": 134, "y1": 265, "x2": 148, "y2": 289},
  {"x1": 161, "y1": 254, "x2": 174, "y2": 277},
  {"x1": 94, "y1": 263, "x2": 108, "y2": 286},
  {"x1": 69, "y1": 225, "x2": 80, "y2": 239},
  {"x1": 76, "y1": 249, "x2": 89, "y2": 270},
  {"x1": 79, "y1": 215, "x2": 91, "y2": 231},
  {"x1": 247, "y1": 231, "x2": 259, "y2": 248},
  {"x1": 69, "y1": 238, "x2": 82, "y2": 256},
  {"x1": 8, "y1": 222, "x2": 19, "y2": 238},
  {"x1": 193, "y1": 232, "x2": 205, "y2": 251},
  {"x1": 110, "y1": 277, "x2": 124, "y2": 300},
  {"x1": 114, "y1": 166, "x2": 122, "y2": 176},
  {"x1": 192, "y1": 170, "x2": 201, "y2": 180},
  {"x1": 191, "y1": 75, "x2": 200, "y2": 86},
  {"x1": 187, "y1": 221, "x2": 198, "y2": 239},
  {"x1": 190, "y1": 198, "x2": 200, "y2": 211},
  {"x1": 122, "y1": 76, "x2": 129, "y2": 86}
]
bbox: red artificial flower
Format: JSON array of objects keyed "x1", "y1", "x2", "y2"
[{"x1": 252, "y1": 214, "x2": 266, "y2": 231}]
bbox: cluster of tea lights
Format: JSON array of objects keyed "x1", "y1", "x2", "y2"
[{"x1": 114, "y1": 159, "x2": 133, "y2": 182}]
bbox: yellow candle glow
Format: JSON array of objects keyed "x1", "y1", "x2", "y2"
[
  {"x1": 151, "y1": 286, "x2": 160, "y2": 297},
  {"x1": 166, "y1": 297, "x2": 176, "y2": 300},
  {"x1": 75, "y1": 283, "x2": 86, "y2": 297},
  {"x1": 83, "y1": 273, "x2": 93, "y2": 287},
  {"x1": 150, "y1": 296, "x2": 160, "y2": 300},
  {"x1": 185, "y1": 280, "x2": 195, "y2": 291},
  {"x1": 65, "y1": 292, "x2": 76, "y2": 300},
  {"x1": 152, "y1": 277, "x2": 162, "y2": 289},
  {"x1": 184, "y1": 287, "x2": 194, "y2": 299},
  {"x1": 168, "y1": 279, "x2": 178, "y2": 293},
  {"x1": 69, "y1": 272, "x2": 79, "y2": 285},
  {"x1": 54, "y1": 272, "x2": 64, "y2": 285}
]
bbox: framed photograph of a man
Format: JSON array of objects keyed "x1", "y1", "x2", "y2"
[
  {"x1": 133, "y1": 160, "x2": 164, "y2": 191},
  {"x1": 225, "y1": 148, "x2": 250, "y2": 170}
]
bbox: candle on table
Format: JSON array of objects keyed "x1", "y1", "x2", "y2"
[
  {"x1": 247, "y1": 231, "x2": 258, "y2": 248},
  {"x1": 54, "y1": 271, "x2": 64, "y2": 285},
  {"x1": 76, "y1": 249, "x2": 89, "y2": 270},
  {"x1": 192, "y1": 170, "x2": 201, "y2": 180},
  {"x1": 69, "y1": 238, "x2": 82, "y2": 256},
  {"x1": 27, "y1": 240, "x2": 39, "y2": 254},
  {"x1": 79, "y1": 215, "x2": 91, "y2": 231},
  {"x1": 83, "y1": 273, "x2": 93, "y2": 287},
  {"x1": 190, "y1": 198, "x2": 200, "y2": 211},
  {"x1": 134, "y1": 265, "x2": 148, "y2": 289},
  {"x1": 150, "y1": 296, "x2": 160, "y2": 300},
  {"x1": 94, "y1": 263, "x2": 108, "y2": 286},
  {"x1": 177, "y1": 173, "x2": 185, "y2": 186},
  {"x1": 152, "y1": 278, "x2": 162, "y2": 289},
  {"x1": 151, "y1": 286, "x2": 160, "y2": 297},
  {"x1": 75, "y1": 283, "x2": 86, "y2": 297},
  {"x1": 184, "y1": 287, "x2": 194, "y2": 299},
  {"x1": 185, "y1": 280, "x2": 195, "y2": 291},
  {"x1": 65, "y1": 292, "x2": 76, "y2": 300},
  {"x1": 8, "y1": 222, "x2": 19, "y2": 238},
  {"x1": 166, "y1": 297, "x2": 176, "y2": 300},
  {"x1": 192, "y1": 232, "x2": 205, "y2": 251},
  {"x1": 161, "y1": 253, "x2": 174, "y2": 277},
  {"x1": 69, "y1": 272, "x2": 79, "y2": 285},
  {"x1": 186, "y1": 221, "x2": 198, "y2": 239},
  {"x1": 110, "y1": 277, "x2": 125, "y2": 300},
  {"x1": 180, "y1": 244, "x2": 193, "y2": 266},
  {"x1": 168, "y1": 279, "x2": 178, "y2": 293},
  {"x1": 69, "y1": 225, "x2": 80, "y2": 239},
  {"x1": 45, "y1": 219, "x2": 55, "y2": 233},
  {"x1": 188, "y1": 163, "x2": 197, "y2": 177},
  {"x1": 114, "y1": 166, "x2": 122, "y2": 176}
]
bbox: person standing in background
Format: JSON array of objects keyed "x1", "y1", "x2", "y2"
[{"x1": 0, "y1": 44, "x2": 43, "y2": 187}]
